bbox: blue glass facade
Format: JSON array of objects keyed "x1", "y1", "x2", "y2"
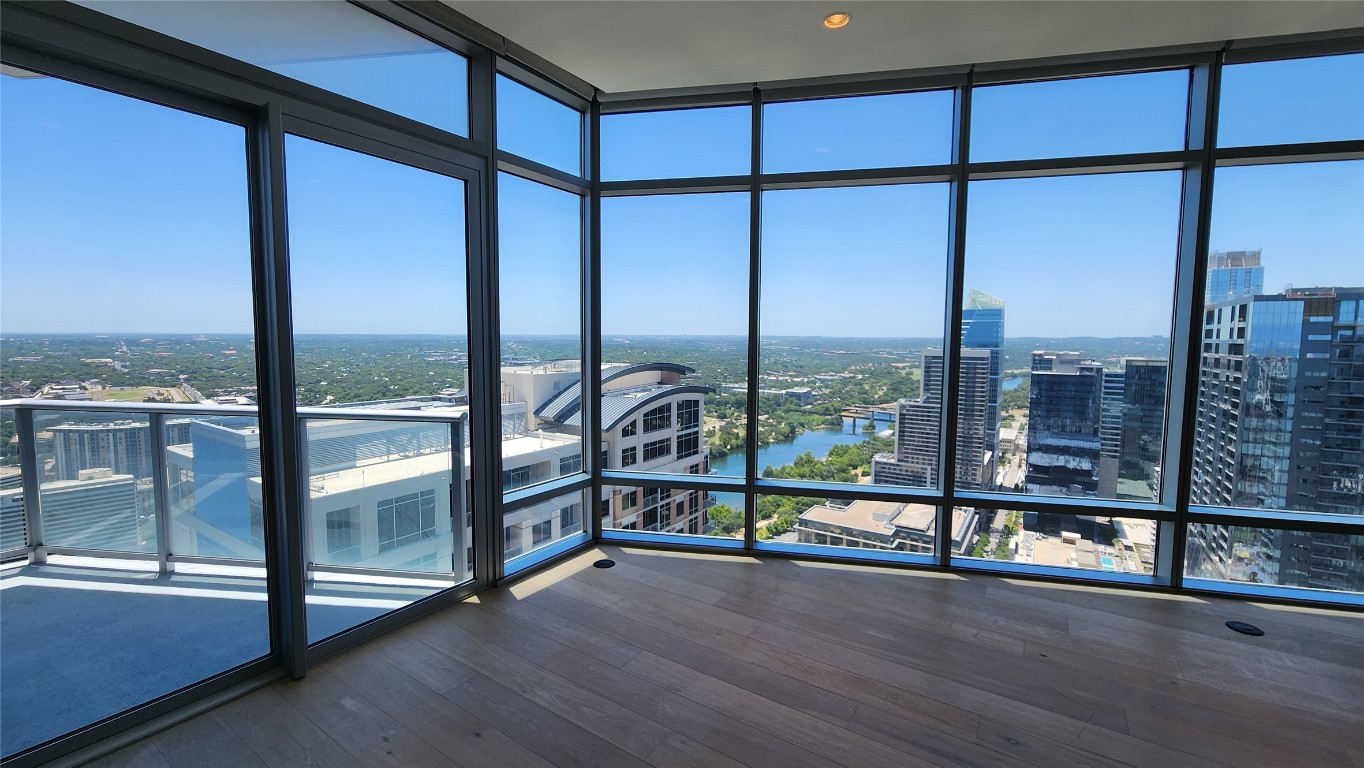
[{"x1": 961, "y1": 289, "x2": 1005, "y2": 489}]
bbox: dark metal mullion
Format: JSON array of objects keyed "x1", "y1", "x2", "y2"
[
  {"x1": 588, "y1": 96, "x2": 605, "y2": 541},
  {"x1": 387, "y1": 0, "x2": 594, "y2": 100},
  {"x1": 1169, "y1": 52, "x2": 1225, "y2": 592},
  {"x1": 601, "y1": 471, "x2": 745, "y2": 493},
  {"x1": 744, "y1": 87, "x2": 762, "y2": 550},
  {"x1": 305, "y1": 578, "x2": 483, "y2": 665},
  {"x1": 3, "y1": 658, "x2": 283, "y2": 768},
  {"x1": 1223, "y1": 29, "x2": 1364, "y2": 64},
  {"x1": 755, "y1": 479, "x2": 943, "y2": 504},
  {"x1": 939, "y1": 72, "x2": 973, "y2": 569},
  {"x1": 762, "y1": 165, "x2": 956, "y2": 188},
  {"x1": 1211, "y1": 140, "x2": 1364, "y2": 165},
  {"x1": 598, "y1": 90, "x2": 755, "y2": 113},
  {"x1": 281, "y1": 112, "x2": 483, "y2": 178},
  {"x1": 468, "y1": 48, "x2": 503, "y2": 587},
  {"x1": 495, "y1": 151, "x2": 590, "y2": 194},
  {"x1": 249, "y1": 102, "x2": 308, "y2": 679},
  {"x1": 601, "y1": 176, "x2": 753, "y2": 196},
  {"x1": 503, "y1": 474, "x2": 595, "y2": 513},
  {"x1": 1186, "y1": 509, "x2": 1364, "y2": 535},
  {"x1": 758, "y1": 68, "x2": 967, "y2": 102}
]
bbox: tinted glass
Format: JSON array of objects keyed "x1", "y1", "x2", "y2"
[
  {"x1": 763, "y1": 90, "x2": 953, "y2": 172},
  {"x1": 958, "y1": 508, "x2": 1157, "y2": 574},
  {"x1": 602, "y1": 106, "x2": 750, "y2": 180},
  {"x1": 285, "y1": 136, "x2": 472, "y2": 643},
  {"x1": 0, "y1": 71, "x2": 265, "y2": 758},
  {"x1": 760, "y1": 185, "x2": 950, "y2": 491},
  {"x1": 80, "y1": 0, "x2": 469, "y2": 135},
  {"x1": 601, "y1": 193, "x2": 750, "y2": 480},
  {"x1": 505, "y1": 489, "x2": 586, "y2": 563},
  {"x1": 1219, "y1": 54, "x2": 1364, "y2": 147},
  {"x1": 1186, "y1": 525, "x2": 1362, "y2": 594},
  {"x1": 497, "y1": 173, "x2": 585, "y2": 493},
  {"x1": 1193, "y1": 160, "x2": 1364, "y2": 518},
  {"x1": 971, "y1": 70, "x2": 1188, "y2": 161},
  {"x1": 961, "y1": 172, "x2": 1181, "y2": 502},
  {"x1": 497, "y1": 74, "x2": 582, "y2": 175}
]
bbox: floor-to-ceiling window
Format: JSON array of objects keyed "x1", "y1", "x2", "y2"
[{"x1": 1, "y1": 4, "x2": 1360, "y2": 764}]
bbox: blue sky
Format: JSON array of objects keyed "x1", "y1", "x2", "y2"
[{"x1": 2, "y1": 54, "x2": 1361, "y2": 338}]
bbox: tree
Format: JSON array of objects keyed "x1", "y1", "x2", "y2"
[{"x1": 707, "y1": 503, "x2": 741, "y2": 535}]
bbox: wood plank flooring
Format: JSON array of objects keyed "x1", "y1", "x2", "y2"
[{"x1": 87, "y1": 545, "x2": 1364, "y2": 768}]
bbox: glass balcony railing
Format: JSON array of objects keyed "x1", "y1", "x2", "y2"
[{"x1": 1, "y1": 399, "x2": 470, "y2": 581}]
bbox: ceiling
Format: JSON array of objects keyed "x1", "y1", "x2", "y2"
[{"x1": 444, "y1": 1, "x2": 1364, "y2": 94}]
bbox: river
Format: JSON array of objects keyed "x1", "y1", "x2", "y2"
[{"x1": 708, "y1": 415, "x2": 893, "y2": 508}]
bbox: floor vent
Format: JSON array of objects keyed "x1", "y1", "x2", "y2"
[{"x1": 1226, "y1": 621, "x2": 1264, "y2": 636}]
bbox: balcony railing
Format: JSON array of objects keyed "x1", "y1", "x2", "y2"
[{"x1": 0, "y1": 398, "x2": 469, "y2": 582}]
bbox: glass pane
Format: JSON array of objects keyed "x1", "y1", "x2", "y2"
[
  {"x1": 285, "y1": 136, "x2": 471, "y2": 643},
  {"x1": 763, "y1": 90, "x2": 953, "y2": 173},
  {"x1": 505, "y1": 489, "x2": 585, "y2": 563},
  {"x1": 36, "y1": 411, "x2": 154, "y2": 553},
  {"x1": 759, "y1": 494, "x2": 945, "y2": 555},
  {"x1": 1193, "y1": 161, "x2": 1364, "y2": 518},
  {"x1": 497, "y1": 75, "x2": 582, "y2": 175},
  {"x1": 601, "y1": 193, "x2": 749, "y2": 479},
  {"x1": 603, "y1": 484, "x2": 720, "y2": 538},
  {"x1": 0, "y1": 71, "x2": 264, "y2": 758},
  {"x1": 761, "y1": 185, "x2": 949, "y2": 489},
  {"x1": 300, "y1": 417, "x2": 459, "y2": 641},
  {"x1": 286, "y1": 136, "x2": 468, "y2": 406},
  {"x1": 959, "y1": 508, "x2": 1157, "y2": 575},
  {"x1": 602, "y1": 106, "x2": 749, "y2": 180},
  {"x1": 167, "y1": 415, "x2": 264, "y2": 560},
  {"x1": 1219, "y1": 54, "x2": 1364, "y2": 147},
  {"x1": 970, "y1": 70, "x2": 1188, "y2": 161},
  {"x1": 961, "y1": 172, "x2": 1181, "y2": 501},
  {"x1": 1186, "y1": 525, "x2": 1362, "y2": 594},
  {"x1": 79, "y1": 0, "x2": 469, "y2": 135},
  {"x1": 497, "y1": 173, "x2": 585, "y2": 494}
]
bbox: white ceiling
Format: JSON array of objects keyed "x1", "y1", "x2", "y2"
[{"x1": 445, "y1": 1, "x2": 1364, "y2": 94}]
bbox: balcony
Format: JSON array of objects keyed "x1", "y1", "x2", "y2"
[{"x1": 0, "y1": 399, "x2": 470, "y2": 756}]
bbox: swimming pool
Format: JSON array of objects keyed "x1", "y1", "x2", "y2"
[{"x1": 1100, "y1": 555, "x2": 1116, "y2": 571}]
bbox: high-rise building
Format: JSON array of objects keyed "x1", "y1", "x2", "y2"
[
  {"x1": 1206, "y1": 249, "x2": 1265, "y2": 304},
  {"x1": 0, "y1": 468, "x2": 141, "y2": 552},
  {"x1": 1098, "y1": 358, "x2": 1170, "y2": 500},
  {"x1": 49, "y1": 419, "x2": 192, "y2": 481},
  {"x1": 1118, "y1": 358, "x2": 1168, "y2": 501},
  {"x1": 1188, "y1": 286, "x2": 1364, "y2": 591},
  {"x1": 961, "y1": 289, "x2": 1005, "y2": 490},
  {"x1": 531, "y1": 362, "x2": 713, "y2": 535},
  {"x1": 49, "y1": 421, "x2": 150, "y2": 481},
  {"x1": 1097, "y1": 368, "x2": 1126, "y2": 498},
  {"x1": 872, "y1": 348, "x2": 993, "y2": 490},
  {"x1": 1025, "y1": 352, "x2": 1104, "y2": 497}
]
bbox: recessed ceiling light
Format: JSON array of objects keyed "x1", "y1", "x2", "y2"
[{"x1": 823, "y1": 11, "x2": 851, "y2": 29}]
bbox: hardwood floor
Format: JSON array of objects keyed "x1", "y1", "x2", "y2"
[{"x1": 87, "y1": 545, "x2": 1364, "y2": 768}]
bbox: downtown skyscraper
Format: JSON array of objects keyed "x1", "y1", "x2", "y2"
[
  {"x1": 872, "y1": 348, "x2": 993, "y2": 490},
  {"x1": 961, "y1": 289, "x2": 1005, "y2": 490},
  {"x1": 1188, "y1": 285, "x2": 1364, "y2": 592}
]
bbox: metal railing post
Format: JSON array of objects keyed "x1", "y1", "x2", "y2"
[
  {"x1": 148, "y1": 411, "x2": 172, "y2": 571},
  {"x1": 16, "y1": 407, "x2": 45, "y2": 564}
]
